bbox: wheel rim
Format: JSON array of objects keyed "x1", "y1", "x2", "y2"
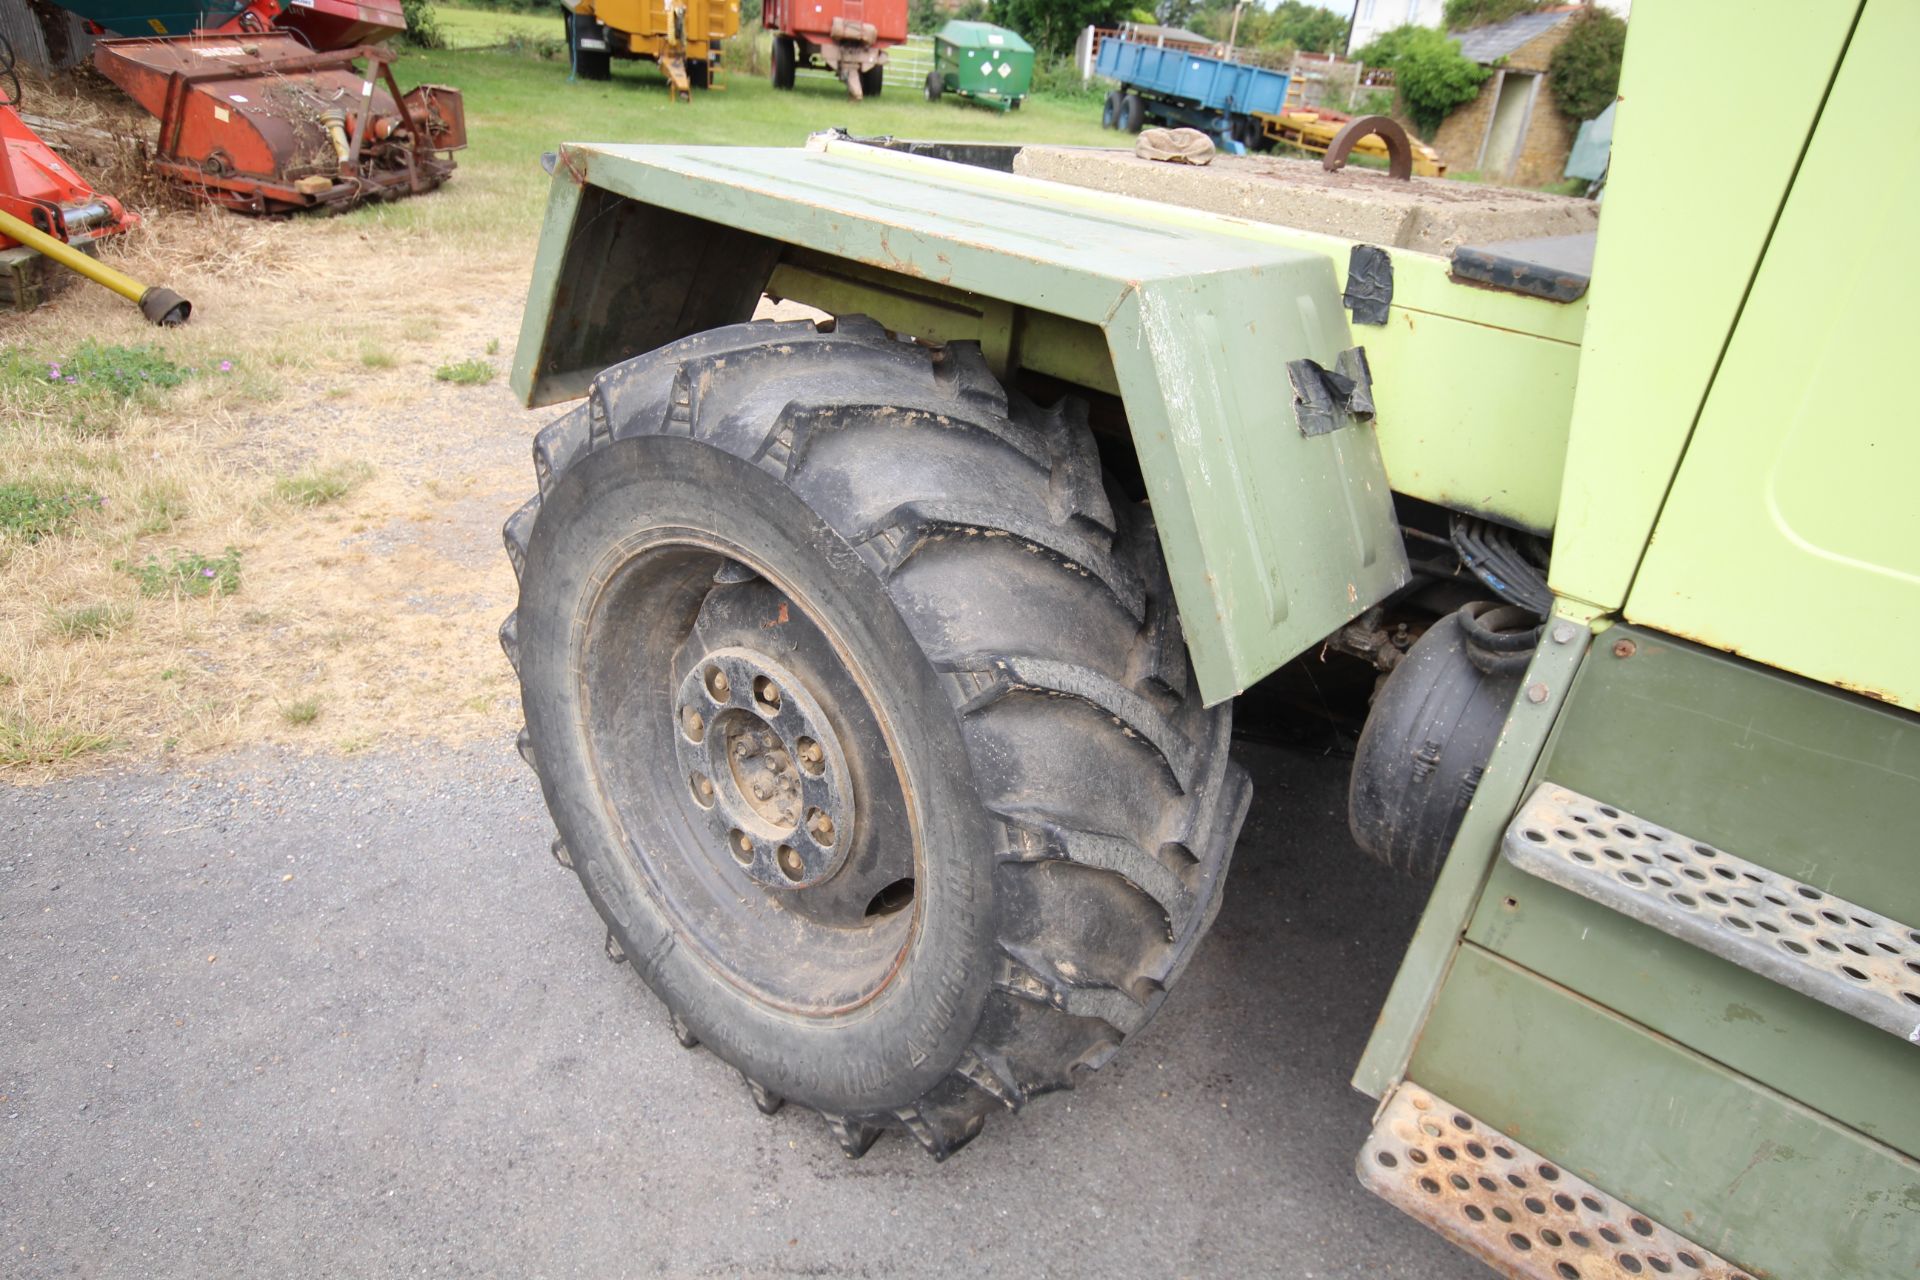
[{"x1": 579, "y1": 537, "x2": 920, "y2": 1016}]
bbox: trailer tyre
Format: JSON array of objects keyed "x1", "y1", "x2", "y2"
[
  {"x1": 924, "y1": 69, "x2": 943, "y2": 101},
  {"x1": 1101, "y1": 89, "x2": 1122, "y2": 129},
  {"x1": 1122, "y1": 92, "x2": 1146, "y2": 133},
  {"x1": 687, "y1": 59, "x2": 709, "y2": 90},
  {"x1": 771, "y1": 34, "x2": 795, "y2": 90},
  {"x1": 501, "y1": 318, "x2": 1249, "y2": 1160},
  {"x1": 859, "y1": 63, "x2": 884, "y2": 98},
  {"x1": 566, "y1": 10, "x2": 611, "y2": 82}
]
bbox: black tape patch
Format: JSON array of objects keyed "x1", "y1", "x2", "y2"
[
  {"x1": 1343, "y1": 244, "x2": 1393, "y2": 325},
  {"x1": 1289, "y1": 347, "x2": 1376, "y2": 438}
]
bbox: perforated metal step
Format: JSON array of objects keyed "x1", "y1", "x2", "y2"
[
  {"x1": 1504, "y1": 783, "x2": 1920, "y2": 1044},
  {"x1": 1360, "y1": 1084, "x2": 1753, "y2": 1280}
]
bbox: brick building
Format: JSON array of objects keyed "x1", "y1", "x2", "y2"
[{"x1": 1428, "y1": 7, "x2": 1585, "y2": 188}]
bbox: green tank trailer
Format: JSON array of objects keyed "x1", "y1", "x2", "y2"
[
  {"x1": 501, "y1": 3, "x2": 1918, "y2": 1274},
  {"x1": 922, "y1": 21, "x2": 1033, "y2": 112}
]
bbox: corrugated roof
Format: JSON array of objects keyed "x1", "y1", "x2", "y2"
[{"x1": 1451, "y1": 9, "x2": 1577, "y2": 64}]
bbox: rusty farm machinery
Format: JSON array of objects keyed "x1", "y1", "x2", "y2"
[{"x1": 54, "y1": 0, "x2": 465, "y2": 213}]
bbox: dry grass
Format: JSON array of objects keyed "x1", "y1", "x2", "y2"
[{"x1": 0, "y1": 74, "x2": 538, "y2": 780}]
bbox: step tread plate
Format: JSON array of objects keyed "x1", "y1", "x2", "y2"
[
  {"x1": 1359, "y1": 1084, "x2": 1756, "y2": 1280},
  {"x1": 1504, "y1": 782, "x2": 1920, "y2": 1044}
]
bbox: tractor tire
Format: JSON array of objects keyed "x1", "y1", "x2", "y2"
[
  {"x1": 1122, "y1": 92, "x2": 1146, "y2": 133},
  {"x1": 924, "y1": 69, "x2": 943, "y2": 101},
  {"x1": 501, "y1": 317, "x2": 1249, "y2": 1161},
  {"x1": 566, "y1": 10, "x2": 611, "y2": 82},
  {"x1": 771, "y1": 34, "x2": 795, "y2": 90},
  {"x1": 686, "y1": 58, "x2": 709, "y2": 90},
  {"x1": 1101, "y1": 88, "x2": 1122, "y2": 129},
  {"x1": 859, "y1": 63, "x2": 884, "y2": 98}
]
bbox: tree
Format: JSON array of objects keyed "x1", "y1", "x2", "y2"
[
  {"x1": 1356, "y1": 25, "x2": 1489, "y2": 136},
  {"x1": 1549, "y1": 9, "x2": 1626, "y2": 120},
  {"x1": 990, "y1": 0, "x2": 1130, "y2": 57}
]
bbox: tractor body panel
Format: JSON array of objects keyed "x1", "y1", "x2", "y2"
[
  {"x1": 1546, "y1": 1, "x2": 1858, "y2": 613},
  {"x1": 1622, "y1": 0, "x2": 1918, "y2": 711}
]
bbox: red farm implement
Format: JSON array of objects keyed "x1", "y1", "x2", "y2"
[
  {"x1": 765, "y1": 0, "x2": 906, "y2": 100},
  {"x1": 52, "y1": 0, "x2": 465, "y2": 213},
  {"x1": 1, "y1": 41, "x2": 187, "y2": 321}
]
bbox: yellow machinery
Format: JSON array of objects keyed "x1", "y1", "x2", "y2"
[
  {"x1": 563, "y1": 0, "x2": 739, "y2": 93},
  {"x1": 1256, "y1": 105, "x2": 1448, "y2": 177}
]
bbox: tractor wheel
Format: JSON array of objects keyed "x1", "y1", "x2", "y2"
[
  {"x1": 501, "y1": 318, "x2": 1249, "y2": 1161},
  {"x1": 686, "y1": 58, "x2": 709, "y2": 90},
  {"x1": 771, "y1": 34, "x2": 795, "y2": 90},
  {"x1": 1101, "y1": 88, "x2": 1122, "y2": 129},
  {"x1": 1122, "y1": 92, "x2": 1146, "y2": 133},
  {"x1": 924, "y1": 69, "x2": 943, "y2": 101},
  {"x1": 859, "y1": 63, "x2": 884, "y2": 98},
  {"x1": 566, "y1": 10, "x2": 611, "y2": 82}
]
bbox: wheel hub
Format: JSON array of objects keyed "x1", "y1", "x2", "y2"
[{"x1": 676, "y1": 646, "x2": 854, "y2": 891}]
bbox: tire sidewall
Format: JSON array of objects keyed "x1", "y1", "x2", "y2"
[{"x1": 520, "y1": 435, "x2": 999, "y2": 1113}]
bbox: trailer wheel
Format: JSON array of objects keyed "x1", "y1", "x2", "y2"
[
  {"x1": 1101, "y1": 89, "x2": 1122, "y2": 128},
  {"x1": 686, "y1": 58, "x2": 709, "y2": 90},
  {"x1": 771, "y1": 34, "x2": 795, "y2": 90},
  {"x1": 924, "y1": 69, "x2": 942, "y2": 101},
  {"x1": 565, "y1": 10, "x2": 610, "y2": 82},
  {"x1": 859, "y1": 63, "x2": 884, "y2": 98},
  {"x1": 1122, "y1": 92, "x2": 1146, "y2": 133},
  {"x1": 501, "y1": 318, "x2": 1248, "y2": 1160}
]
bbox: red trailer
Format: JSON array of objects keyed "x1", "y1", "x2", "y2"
[{"x1": 764, "y1": 0, "x2": 908, "y2": 100}]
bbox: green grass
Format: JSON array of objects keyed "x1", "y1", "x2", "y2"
[
  {"x1": 49, "y1": 602, "x2": 133, "y2": 641},
  {"x1": 359, "y1": 345, "x2": 398, "y2": 369},
  {"x1": 435, "y1": 358, "x2": 496, "y2": 385},
  {"x1": 122, "y1": 547, "x2": 242, "y2": 598},
  {"x1": 273, "y1": 462, "x2": 372, "y2": 508},
  {"x1": 435, "y1": 6, "x2": 560, "y2": 49},
  {"x1": 0, "y1": 483, "x2": 98, "y2": 545},
  {"x1": 0, "y1": 713, "x2": 112, "y2": 767},
  {"x1": 282, "y1": 698, "x2": 322, "y2": 726}
]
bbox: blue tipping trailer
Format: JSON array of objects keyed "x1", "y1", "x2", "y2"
[{"x1": 1094, "y1": 37, "x2": 1293, "y2": 153}]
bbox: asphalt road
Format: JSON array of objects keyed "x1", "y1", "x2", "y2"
[{"x1": 1, "y1": 737, "x2": 1487, "y2": 1279}]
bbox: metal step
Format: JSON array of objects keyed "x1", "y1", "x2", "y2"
[
  {"x1": 1359, "y1": 1084, "x2": 1753, "y2": 1280},
  {"x1": 1504, "y1": 783, "x2": 1920, "y2": 1045}
]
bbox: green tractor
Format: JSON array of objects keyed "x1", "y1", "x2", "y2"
[{"x1": 501, "y1": 3, "x2": 1917, "y2": 1274}]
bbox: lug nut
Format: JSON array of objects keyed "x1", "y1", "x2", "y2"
[
  {"x1": 706, "y1": 667, "x2": 730, "y2": 699},
  {"x1": 777, "y1": 845, "x2": 804, "y2": 881}
]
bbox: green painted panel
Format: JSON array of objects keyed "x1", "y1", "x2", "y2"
[
  {"x1": 1544, "y1": 625, "x2": 1920, "y2": 921},
  {"x1": 510, "y1": 141, "x2": 1409, "y2": 704},
  {"x1": 1367, "y1": 308, "x2": 1578, "y2": 536},
  {"x1": 1548, "y1": 2, "x2": 1860, "y2": 611},
  {"x1": 1470, "y1": 855, "x2": 1920, "y2": 1157},
  {"x1": 1627, "y1": 1, "x2": 1920, "y2": 712},
  {"x1": 1412, "y1": 946, "x2": 1920, "y2": 1280},
  {"x1": 1352, "y1": 611, "x2": 1592, "y2": 1098}
]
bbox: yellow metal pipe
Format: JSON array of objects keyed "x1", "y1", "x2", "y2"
[{"x1": 0, "y1": 207, "x2": 191, "y2": 325}]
